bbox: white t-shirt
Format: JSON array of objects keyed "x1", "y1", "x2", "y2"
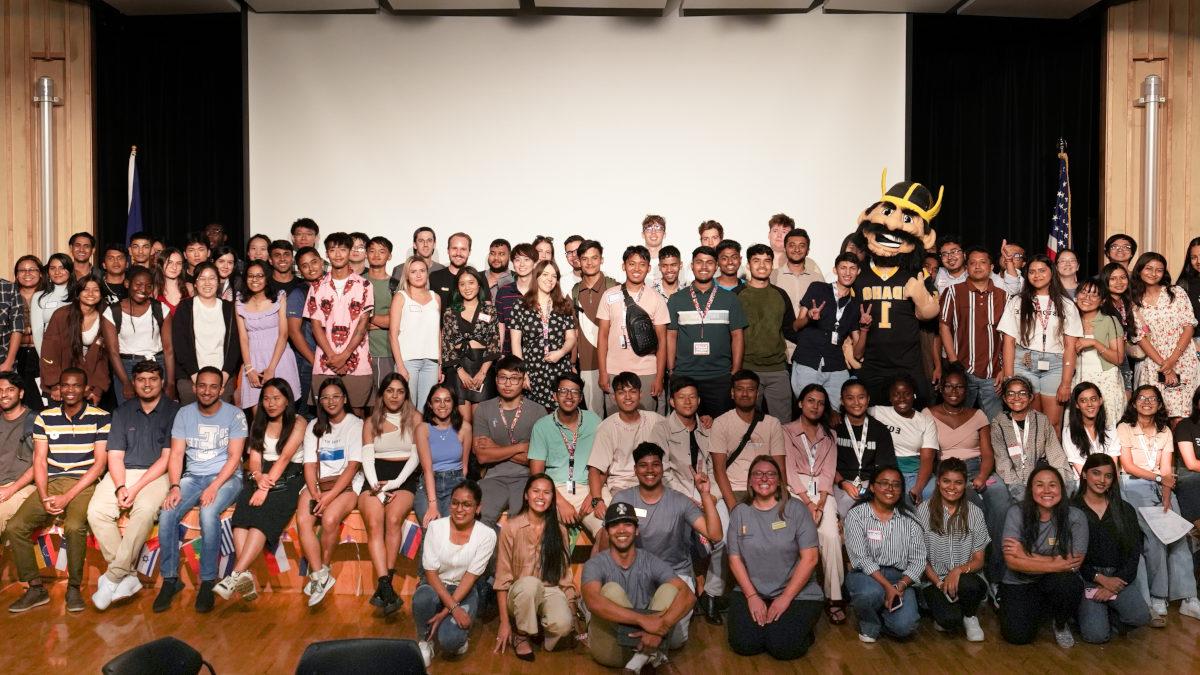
[
  {"x1": 102, "y1": 306, "x2": 162, "y2": 357},
  {"x1": 869, "y1": 406, "x2": 939, "y2": 458},
  {"x1": 303, "y1": 415, "x2": 365, "y2": 492},
  {"x1": 1061, "y1": 424, "x2": 1119, "y2": 474},
  {"x1": 997, "y1": 294, "x2": 1083, "y2": 354},
  {"x1": 421, "y1": 517, "x2": 497, "y2": 587},
  {"x1": 193, "y1": 299, "x2": 226, "y2": 370}
]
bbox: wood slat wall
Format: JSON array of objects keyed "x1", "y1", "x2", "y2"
[
  {"x1": 1104, "y1": 0, "x2": 1200, "y2": 273},
  {"x1": 0, "y1": 0, "x2": 94, "y2": 276}
]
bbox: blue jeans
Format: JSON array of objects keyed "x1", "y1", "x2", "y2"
[
  {"x1": 158, "y1": 471, "x2": 244, "y2": 581},
  {"x1": 405, "y1": 358, "x2": 440, "y2": 410},
  {"x1": 113, "y1": 353, "x2": 166, "y2": 405},
  {"x1": 414, "y1": 469, "x2": 463, "y2": 523},
  {"x1": 790, "y1": 364, "x2": 852, "y2": 411},
  {"x1": 845, "y1": 567, "x2": 920, "y2": 639},
  {"x1": 1013, "y1": 347, "x2": 1064, "y2": 397},
  {"x1": 979, "y1": 473, "x2": 1017, "y2": 584},
  {"x1": 966, "y1": 372, "x2": 1003, "y2": 422},
  {"x1": 1076, "y1": 566, "x2": 1151, "y2": 643},
  {"x1": 1121, "y1": 476, "x2": 1198, "y2": 601},
  {"x1": 901, "y1": 470, "x2": 935, "y2": 505},
  {"x1": 412, "y1": 582, "x2": 480, "y2": 652}
]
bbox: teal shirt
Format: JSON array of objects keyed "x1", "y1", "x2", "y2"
[
  {"x1": 528, "y1": 410, "x2": 602, "y2": 488},
  {"x1": 667, "y1": 284, "x2": 749, "y2": 378}
]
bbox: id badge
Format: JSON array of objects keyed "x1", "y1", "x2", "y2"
[
  {"x1": 1007, "y1": 444, "x2": 1023, "y2": 459},
  {"x1": 807, "y1": 481, "x2": 819, "y2": 499},
  {"x1": 568, "y1": 481, "x2": 575, "y2": 495},
  {"x1": 867, "y1": 528, "x2": 883, "y2": 542},
  {"x1": 620, "y1": 334, "x2": 628, "y2": 350},
  {"x1": 830, "y1": 331, "x2": 838, "y2": 346},
  {"x1": 693, "y1": 341, "x2": 710, "y2": 356},
  {"x1": 1037, "y1": 360, "x2": 1050, "y2": 372}
]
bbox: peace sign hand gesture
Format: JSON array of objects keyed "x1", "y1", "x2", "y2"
[
  {"x1": 859, "y1": 303, "x2": 874, "y2": 328},
  {"x1": 808, "y1": 300, "x2": 826, "y2": 321}
]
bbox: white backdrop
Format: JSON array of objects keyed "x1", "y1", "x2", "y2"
[{"x1": 247, "y1": 11, "x2": 907, "y2": 277}]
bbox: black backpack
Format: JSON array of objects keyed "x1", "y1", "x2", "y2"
[
  {"x1": 622, "y1": 287, "x2": 658, "y2": 357},
  {"x1": 108, "y1": 299, "x2": 165, "y2": 335}
]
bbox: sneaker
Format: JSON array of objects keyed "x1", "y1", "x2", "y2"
[
  {"x1": 92, "y1": 575, "x2": 117, "y2": 611},
  {"x1": 213, "y1": 575, "x2": 239, "y2": 601},
  {"x1": 963, "y1": 616, "x2": 985, "y2": 642},
  {"x1": 1180, "y1": 598, "x2": 1200, "y2": 621},
  {"x1": 369, "y1": 577, "x2": 387, "y2": 608},
  {"x1": 195, "y1": 580, "x2": 216, "y2": 613},
  {"x1": 66, "y1": 586, "x2": 85, "y2": 613},
  {"x1": 417, "y1": 641, "x2": 433, "y2": 669},
  {"x1": 379, "y1": 582, "x2": 402, "y2": 616},
  {"x1": 857, "y1": 633, "x2": 877, "y2": 644},
  {"x1": 307, "y1": 566, "x2": 335, "y2": 607},
  {"x1": 989, "y1": 582, "x2": 1001, "y2": 609},
  {"x1": 153, "y1": 578, "x2": 183, "y2": 613},
  {"x1": 622, "y1": 652, "x2": 650, "y2": 672},
  {"x1": 453, "y1": 639, "x2": 469, "y2": 657},
  {"x1": 234, "y1": 570, "x2": 258, "y2": 602},
  {"x1": 112, "y1": 574, "x2": 143, "y2": 602},
  {"x1": 1151, "y1": 597, "x2": 1169, "y2": 616},
  {"x1": 1053, "y1": 622, "x2": 1074, "y2": 648},
  {"x1": 9, "y1": 585, "x2": 50, "y2": 613}
]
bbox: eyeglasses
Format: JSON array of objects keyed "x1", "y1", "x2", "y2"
[
  {"x1": 643, "y1": 225, "x2": 665, "y2": 232},
  {"x1": 1011, "y1": 253, "x2": 1026, "y2": 261},
  {"x1": 1108, "y1": 244, "x2": 1132, "y2": 252},
  {"x1": 1136, "y1": 395, "x2": 1159, "y2": 403},
  {"x1": 874, "y1": 480, "x2": 902, "y2": 490},
  {"x1": 496, "y1": 375, "x2": 523, "y2": 384},
  {"x1": 750, "y1": 471, "x2": 778, "y2": 480},
  {"x1": 246, "y1": 273, "x2": 266, "y2": 280},
  {"x1": 16, "y1": 268, "x2": 39, "y2": 274},
  {"x1": 555, "y1": 388, "x2": 582, "y2": 397},
  {"x1": 1004, "y1": 390, "x2": 1032, "y2": 399},
  {"x1": 941, "y1": 383, "x2": 966, "y2": 391},
  {"x1": 351, "y1": 246, "x2": 367, "y2": 253},
  {"x1": 939, "y1": 249, "x2": 963, "y2": 259}
]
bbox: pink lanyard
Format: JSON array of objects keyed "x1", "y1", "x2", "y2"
[
  {"x1": 498, "y1": 406, "x2": 523, "y2": 445},
  {"x1": 688, "y1": 285, "x2": 717, "y2": 339}
]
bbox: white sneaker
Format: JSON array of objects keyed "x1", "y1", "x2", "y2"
[
  {"x1": 417, "y1": 641, "x2": 433, "y2": 668},
  {"x1": 213, "y1": 575, "x2": 239, "y2": 601},
  {"x1": 1180, "y1": 597, "x2": 1200, "y2": 621},
  {"x1": 307, "y1": 566, "x2": 335, "y2": 607},
  {"x1": 858, "y1": 633, "x2": 877, "y2": 643},
  {"x1": 453, "y1": 639, "x2": 469, "y2": 656},
  {"x1": 234, "y1": 570, "x2": 258, "y2": 602},
  {"x1": 1151, "y1": 597, "x2": 1169, "y2": 616},
  {"x1": 111, "y1": 574, "x2": 143, "y2": 602},
  {"x1": 963, "y1": 616, "x2": 985, "y2": 642},
  {"x1": 1053, "y1": 622, "x2": 1074, "y2": 648},
  {"x1": 623, "y1": 652, "x2": 650, "y2": 672},
  {"x1": 91, "y1": 575, "x2": 117, "y2": 611}
]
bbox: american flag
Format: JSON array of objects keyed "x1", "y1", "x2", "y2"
[{"x1": 1046, "y1": 149, "x2": 1071, "y2": 260}]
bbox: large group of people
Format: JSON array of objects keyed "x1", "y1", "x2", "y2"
[{"x1": 1, "y1": 216, "x2": 1200, "y2": 670}]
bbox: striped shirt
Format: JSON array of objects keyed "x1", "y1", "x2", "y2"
[
  {"x1": 914, "y1": 501, "x2": 990, "y2": 577},
  {"x1": 33, "y1": 405, "x2": 110, "y2": 478},
  {"x1": 844, "y1": 502, "x2": 926, "y2": 581},
  {"x1": 939, "y1": 280, "x2": 1006, "y2": 378}
]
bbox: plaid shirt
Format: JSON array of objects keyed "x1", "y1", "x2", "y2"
[{"x1": 0, "y1": 279, "x2": 28, "y2": 364}]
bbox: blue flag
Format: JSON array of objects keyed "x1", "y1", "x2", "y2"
[{"x1": 126, "y1": 146, "x2": 142, "y2": 245}]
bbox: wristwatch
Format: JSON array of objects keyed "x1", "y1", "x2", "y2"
[
  {"x1": 591, "y1": 497, "x2": 602, "y2": 507},
  {"x1": 1154, "y1": 474, "x2": 1163, "y2": 484}
]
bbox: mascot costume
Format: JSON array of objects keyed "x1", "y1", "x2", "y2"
[{"x1": 852, "y1": 170, "x2": 943, "y2": 407}]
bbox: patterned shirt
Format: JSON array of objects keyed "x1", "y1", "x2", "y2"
[
  {"x1": 441, "y1": 300, "x2": 501, "y2": 372},
  {"x1": 33, "y1": 405, "x2": 111, "y2": 478},
  {"x1": 302, "y1": 272, "x2": 374, "y2": 376},
  {"x1": 914, "y1": 501, "x2": 990, "y2": 577},
  {"x1": 843, "y1": 502, "x2": 927, "y2": 581},
  {"x1": 939, "y1": 280, "x2": 1007, "y2": 378},
  {"x1": 0, "y1": 279, "x2": 28, "y2": 364}
]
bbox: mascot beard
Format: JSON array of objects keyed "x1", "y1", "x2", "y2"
[{"x1": 853, "y1": 170, "x2": 941, "y2": 274}]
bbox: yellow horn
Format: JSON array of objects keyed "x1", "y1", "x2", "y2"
[
  {"x1": 927, "y1": 185, "x2": 944, "y2": 220},
  {"x1": 880, "y1": 168, "x2": 888, "y2": 197}
]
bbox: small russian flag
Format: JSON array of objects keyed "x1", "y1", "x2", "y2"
[{"x1": 399, "y1": 520, "x2": 422, "y2": 560}]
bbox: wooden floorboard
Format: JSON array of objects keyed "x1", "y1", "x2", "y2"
[{"x1": 1, "y1": 581, "x2": 1198, "y2": 673}]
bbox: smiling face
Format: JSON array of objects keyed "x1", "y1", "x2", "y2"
[
  {"x1": 859, "y1": 202, "x2": 936, "y2": 259},
  {"x1": 623, "y1": 254, "x2": 649, "y2": 286},
  {"x1": 488, "y1": 245, "x2": 510, "y2": 274},
  {"x1": 127, "y1": 271, "x2": 152, "y2": 304},
  {"x1": 536, "y1": 265, "x2": 559, "y2": 294},
  {"x1": 634, "y1": 453, "x2": 663, "y2": 490},
  {"x1": 1083, "y1": 462, "x2": 1114, "y2": 498},
  {"x1": 554, "y1": 379, "x2": 581, "y2": 414},
  {"x1": 835, "y1": 259, "x2": 859, "y2": 288},
  {"x1": 671, "y1": 385, "x2": 699, "y2": 418},
  {"x1": 297, "y1": 252, "x2": 324, "y2": 282},
  {"x1": 888, "y1": 380, "x2": 915, "y2": 416},
  {"x1": 659, "y1": 256, "x2": 680, "y2": 285},
  {"x1": 195, "y1": 371, "x2": 223, "y2": 408},
  {"x1": 525, "y1": 477, "x2": 554, "y2": 515},
  {"x1": 0, "y1": 377, "x2": 23, "y2": 413},
  {"x1": 785, "y1": 234, "x2": 809, "y2": 265},
  {"x1": 47, "y1": 257, "x2": 70, "y2": 285},
  {"x1": 449, "y1": 486, "x2": 480, "y2": 527},
  {"x1": 578, "y1": 247, "x2": 601, "y2": 278},
  {"x1": 1055, "y1": 251, "x2": 1079, "y2": 278},
  {"x1": 348, "y1": 238, "x2": 367, "y2": 266},
  {"x1": 1074, "y1": 283, "x2": 1100, "y2": 313},
  {"x1": 428, "y1": 387, "x2": 455, "y2": 421},
  {"x1": 163, "y1": 252, "x2": 184, "y2": 280},
  {"x1": 1139, "y1": 259, "x2": 1165, "y2": 286},
  {"x1": 614, "y1": 384, "x2": 641, "y2": 414},
  {"x1": 748, "y1": 458, "x2": 780, "y2": 499},
  {"x1": 247, "y1": 238, "x2": 269, "y2": 262},
  {"x1": 841, "y1": 383, "x2": 869, "y2": 418},
  {"x1": 1134, "y1": 387, "x2": 1161, "y2": 418},
  {"x1": 1105, "y1": 266, "x2": 1129, "y2": 294},
  {"x1": 937, "y1": 469, "x2": 966, "y2": 504},
  {"x1": 939, "y1": 242, "x2": 964, "y2": 273},
  {"x1": 691, "y1": 254, "x2": 716, "y2": 284},
  {"x1": 1074, "y1": 386, "x2": 1102, "y2": 422},
  {"x1": 1030, "y1": 469, "x2": 1062, "y2": 510},
  {"x1": 15, "y1": 259, "x2": 41, "y2": 290},
  {"x1": 872, "y1": 468, "x2": 903, "y2": 508},
  {"x1": 1026, "y1": 261, "x2": 1052, "y2": 291},
  {"x1": 512, "y1": 253, "x2": 535, "y2": 279},
  {"x1": 194, "y1": 268, "x2": 219, "y2": 300},
  {"x1": 607, "y1": 521, "x2": 637, "y2": 553},
  {"x1": 215, "y1": 253, "x2": 235, "y2": 279},
  {"x1": 717, "y1": 248, "x2": 741, "y2": 277},
  {"x1": 966, "y1": 251, "x2": 992, "y2": 282},
  {"x1": 940, "y1": 372, "x2": 967, "y2": 407},
  {"x1": 292, "y1": 227, "x2": 317, "y2": 249},
  {"x1": 457, "y1": 272, "x2": 480, "y2": 302},
  {"x1": 642, "y1": 223, "x2": 664, "y2": 248},
  {"x1": 77, "y1": 279, "x2": 102, "y2": 308},
  {"x1": 748, "y1": 253, "x2": 773, "y2": 282},
  {"x1": 70, "y1": 237, "x2": 93, "y2": 264},
  {"x1": 447, "y1": 235, "x2": 470, "y2": 269},
  {"x1": 133, "y1": 368, "x2": 163, "y2": 402},
  {"x1": 1003, "y1": 380, "x2": 1031, "y2": 413},
  {"x1": 59, "y1": 371, "x2": 86, "y2": 407}
]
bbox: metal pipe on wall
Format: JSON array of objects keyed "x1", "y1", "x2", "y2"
[
  {"x1": 1135, "y1": 74, "x2": 1165, "y2": 254},
  {"x1": 33, "y1": 76, "x2": 61, "y2": 259}
]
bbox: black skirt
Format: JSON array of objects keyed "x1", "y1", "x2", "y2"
[
  {"x1": 446, "y1": 347, "x2": 496, "y2": 403},
  {"x1": 230, "y1": 460, "x2": 304, "y2": 548},
  {"x1": 374, "y1": 458, "x2": 420, "y2": 494}
]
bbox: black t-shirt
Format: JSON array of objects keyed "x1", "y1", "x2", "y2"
[
  {"x1": 854, "y1": 265, "x2": 930, "y2": 372},
  {"x1": 268, "y1": 275, "x2": 308, "y2": 301},
  {"x1": 833, "y1": 417, "x2": 897, "y2": 485},
  {"x1": 101, "y1": 278, "x2": 128, "y2": 307},
  {"x1": 1173, "y1": 418, "x2": 1200, "y2": 470},
  {"x1": 429, "y1": 267, "x2": 490, "y2": 310}
]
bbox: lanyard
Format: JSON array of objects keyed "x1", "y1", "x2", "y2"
[
  {"x1": 689, "y1": 285, "x2": 718, "y2": 340},
  {"x1": 1010, "y1": 415, "x2": 1030, "y2": 472},
  {"x1": 1137, "y1": 429, "x2": 1161, "y2": 474},
  {"x1": 800, "y1": 431, "x2": 819, "y2": 473},
  {"x1": 539, "y1": 302, "x2": 552, "y2": 353},
  {"x1": 498, "y1": 405, "x2": 523, "y2": 445},
  {"x1": 1036, "y1": 295, "x2": 1051, "y2": 352},
  {"x1": 555, "y1": 417, "x2": 581, "y2": 491},
  {"x1": 844, "y1": 418, "x2": 868, "y2": 483}
]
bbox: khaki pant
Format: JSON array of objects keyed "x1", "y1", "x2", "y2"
[
  {"x1": 0, "y1": 483, "x2": 37, "y2": 536},
  {"x1": 87, "y1": 471, "x2": 171, "y2": 582},
  {"x1": 791, "y1": 475, "x2": 843, "y2": 601},
  {"x1": 508, "y1": 576, "x2": 574, "y2": 651},
  {"x1": 556, "y1": 483, "x2": 604, "y2": 537},
  {"x1": 588, "y1": 581, "x2": 681, "y2": 668},
  {"x1": 7, "y1": 476, "x2": 95, "y2": 587}
]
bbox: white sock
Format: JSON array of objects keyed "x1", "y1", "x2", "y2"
[{"x1": 624, "y1": 652, "x2": 650, "y2": 672}]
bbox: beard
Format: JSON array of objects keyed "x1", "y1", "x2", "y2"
[{"x1": 855, "y1": 221, "x2": 927, "y2": 272}]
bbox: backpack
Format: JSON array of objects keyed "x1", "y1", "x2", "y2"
[
  {"x1": 109, "y1": 299, "x2": 165, "y2": 336},
  {"x1": 622, "y1": 287, "x2": 658, "y2": 357}
]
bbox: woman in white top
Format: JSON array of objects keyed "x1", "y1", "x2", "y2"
[
  {"x1": 1000, "y1": 253, "x2": 1082, "y2": 435},
  {"x1": 869, "y1": 374, "x2": 939, "y2": 505},
  {"x1": 101, "y1": 266, "x2": 166, "y2": 405},
  {"x1": 215, "y1": 379, "x2": 307, "y2": 604},
  {"x1": 1055, "y1": 249, "x2": 1080, "y2": 299},
  {"x1": 1072, "y1": 279, "x2": 1126, "y2": 425},
  {"x1": 1116, "y1": 385, "x2": 1200, "y2": 623},
  {"x1": 29, "y1": 252, "x2": 73, "y2": 355},
  {"x1": 1062, "y1": 382, "x2": 1119, "y2": 478},
  {"x1": 1129, "y1": 252, "x2": 1200, "y2": 421},
  {"x1": 389, "y1": 256, "x2": 442, "y2": 410},
  {"x1": 296, "y1": 377, "x2": 365, "y2": 607},
  {"x1": 212, "y1": 246, "x2": 239, "y2": 302},
  {"x1": 359, "y1": 373, "x2": 423, "y2": 615}
]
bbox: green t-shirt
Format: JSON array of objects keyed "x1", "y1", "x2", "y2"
[
  {"x1": 527, "y1": 410, "x2": 602, "y2": 488},
  {"x1": 733, "y1": 284, "x2": 792, "y2": 372},
  {"x1": 368, "y1": 277, "x2": 393, "y2": 358},
  {"x1": 667, "y1": 284, "x2": 748, "y2": 379}
]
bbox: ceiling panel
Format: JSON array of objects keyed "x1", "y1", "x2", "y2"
[
  {"x1": 531, "y1": 0, "x2": 667, "y2": 8},
  {"x1": 957, "y1": 0, "x2": 1102, "y2": 19},
  {"x1": 103, "y1": 0, "x2": 241, "y2": 14},
  {"x1": 682, "y1": 0, "x2": 818, "y2": 12},
  {"x1": 246, "y1": 0, "x2": 380, "y2": 11},
  {"x1": 823, "y1": 0, "x2": 958, "y2": 12},
  {"x1": 383, "y1": 0, "x2": 519, "y2": 9}
]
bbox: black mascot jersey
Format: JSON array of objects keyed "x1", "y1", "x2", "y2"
[{"x1": 854, "y1": 264, "x2": 931, "y2": 373}]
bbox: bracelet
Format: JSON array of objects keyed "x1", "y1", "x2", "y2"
[
  {"x1": 41, "y1": 496, "x2": 54, "y2": 503},
  {"x1": 169, "y1": 484, "x2": 180, "y2": 491},
  {"x1": 114, "y1": 485, "x2": 126, "y2": 495}
]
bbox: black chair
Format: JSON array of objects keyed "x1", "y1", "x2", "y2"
[
  {"x1": 102, "y1": 636, "x2": 215, "y2": 675},
  {"x1": 294, "y1": 638, "x2": 426, "y2": 675}
]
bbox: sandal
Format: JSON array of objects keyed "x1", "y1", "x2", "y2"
[
  {"x1": 826, "y1": 600, "x2": 847, "y2": 625},
  {"x1": 512, "y1": 635, "x2": 535, "y2": 662}
]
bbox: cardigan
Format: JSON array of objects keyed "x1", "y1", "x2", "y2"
[
  {"x1": 167, "y1": 297, "x2": 241, "y2": 378},
  {"x1": 39, "y1": 305, "x2": 110, "y2": 396},
  {"x1": 988, "y1": 409, "x2": 1070, "y2": 487}
]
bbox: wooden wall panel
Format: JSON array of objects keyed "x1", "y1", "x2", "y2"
[
  {"x1": 1104, "y1": 0, "x2": 1200, "y2": 274},
  {"x1": 0, "y1": 0, "x2": 94, "y2": 276}
]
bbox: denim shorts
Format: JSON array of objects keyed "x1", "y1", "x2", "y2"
[{"x1": 1013, "y1": 347, "x2": 1063, "y2": 396}]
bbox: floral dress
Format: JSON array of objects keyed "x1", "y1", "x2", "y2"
[
  {"x1": 441, "y1": 300, "x2": 501, "y2": 403},
  {"x1": 1133, "y1": 285, "x2": 1200, "y2": 417},
  {"x1": 509, "y1": 301, "x2": 574, "y2": 408}
]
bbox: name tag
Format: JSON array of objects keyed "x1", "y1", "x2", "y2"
[
  {"x1": 1037, "y1": 360, "x2": 1050, "y2": 372},
  {"x1": 1007, "y1": 445, "x2": 1023, "y2": 459},
  {"x1": 606, "y1": 294, "x2": 622, "y2": 304},
  {"x1": 44, "y1": 300, "x2": 60, "y2": 309},
  {"x1": 634, "y1": 507, "x2": 648, "y2": 518},
  {"x1": 1047, "y1": 537, "x2": 1057, "y2": 547},
  {"x1": 771, "y1": 520, "x2": 787, "y2": 531},
  {"x1": 867, "y1": 528, "x2": 883, "y2": 542},
  {"x1": 478, "y1": 313, "x2": 491, "y2": 323},
  {"x1": 693, "y1": 342, "x2": 710, "y2": 356}
]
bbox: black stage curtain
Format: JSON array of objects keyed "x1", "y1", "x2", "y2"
[
  {"x1": 908, "y1": 11, "x2": 1104, "y2": 277},
  {"x1": 93, "y1": 2, "x2": 244, "y2": 251}
]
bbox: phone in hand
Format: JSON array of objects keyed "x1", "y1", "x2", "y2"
[{"x1": 888, "y1": 593, "x2": 904, "y2": 612}]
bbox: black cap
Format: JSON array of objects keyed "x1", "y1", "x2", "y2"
[{"x1": 604, "y1": 501, "x2": 639, "y2": 528}]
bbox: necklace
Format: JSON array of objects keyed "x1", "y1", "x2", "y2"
[{"x1": 940, "y1": 403, "x2": 966, "y2": 416}]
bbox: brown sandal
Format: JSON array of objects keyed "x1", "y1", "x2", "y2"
[{"x1": 826, "y1": 600, "x2": 847, "y2": 625}]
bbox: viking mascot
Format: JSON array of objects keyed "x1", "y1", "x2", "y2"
[{"x1": 852, "y1": 170, "x2": 943, "y2": 407}]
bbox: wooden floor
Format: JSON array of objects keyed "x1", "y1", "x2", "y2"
[{"x1": 1, "y1": 581, "x2": 1198, "y2": 674}]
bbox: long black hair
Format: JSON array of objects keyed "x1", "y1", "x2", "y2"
[
  {"x1": 517, "y1": 473, "x2": 568, "y2": 585},
  {"x1": 927, "y1": 458, "x2": 971, "y2": 537},
  {"x1": 313, "y1": 377, "x2": 353, "y2": 439},
  {"x1": 1017, "y1": 253, "x2": 1068, "y2": 345},
  {"x1": 448, "y1": 266, "x2": 486, "y2": 314},
  {"x1": 249, "y1": 378, "x2": 300, "y2": 454},
  {"x1": 793, "y1": 383, "x2": 832, "y2": 431},
  {"x1": 1019, "y1": 466, "x2": 1073, "y2": 557},
  {"x1": 1129, "y1": 252, "x2": 1177, "y2": 308},
  {"x1": 65, "y1": 276, "x2": 105, "y2": 363},
  {"x1": 1098, "y1": 262, "x2": 1136, "y2": 340},
  {"x1": 1179, "y1": 237, "x2": 1200, "y2": 283},
  {"x1": 1067, "y1": 382, "x2": 1111, "y2": 459},
  {"x1": 422, "y1": 383, "x2": 463, "y2": 430},
  {"x1": 1120, "y1": 385, "x2": 1169, "y2": 433},
  {"x1": 237, "y1": 259, "x2": 274, "y2": 303},
  {"x1": 1070, "y1": 454, "x2": 1137, "y2": 558},
  {"x1": 13, "y1": 255, "x2": 47, "y2": 295}
]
